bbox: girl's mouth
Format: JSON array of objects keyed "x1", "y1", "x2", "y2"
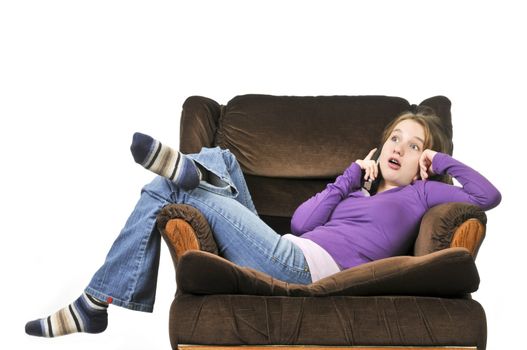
[{"x1": 388, "y1": 158, "x2": 401, "y2": 170}]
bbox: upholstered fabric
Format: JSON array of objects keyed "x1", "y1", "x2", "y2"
[
  {"x1": 244, "y1": 175, "x2": 328, "y2": 224},
  {"x1": 212, "y1": 95, "x2": 452, "y2": 178},
  {"x1": 176, "y1": 248, "x2": 479, "y2": 297},
  {"x1": 179, "y1": 96, "x2": 221, "y2": 153},
  {"x1": 169, "y1": 294, "x2": 486, "y2": 348}
]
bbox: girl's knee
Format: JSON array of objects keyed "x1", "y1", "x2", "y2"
[{"x1": 141, "y1": 176, "x2": 177, "y2": 196}]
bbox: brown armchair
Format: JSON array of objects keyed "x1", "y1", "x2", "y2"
[{"x1": 156, "y1": 94, "x2": 488, "y2": 350}]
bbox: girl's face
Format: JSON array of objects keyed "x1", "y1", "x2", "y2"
[{"x1": 378, "y1": 119, "x2": 426, "y2": 188}]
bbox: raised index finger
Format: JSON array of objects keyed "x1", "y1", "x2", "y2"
[{"x1": 364, "y1": 148, "x2": 378, "y2": 161}]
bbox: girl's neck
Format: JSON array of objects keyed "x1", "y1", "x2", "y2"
[{"x1": 376, "y1": 180, "x2": 398, "y2": 194}]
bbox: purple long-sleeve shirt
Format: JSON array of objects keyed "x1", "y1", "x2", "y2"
[{"x1": 290, "y1": 153, "x2": 501, "y2": 270}]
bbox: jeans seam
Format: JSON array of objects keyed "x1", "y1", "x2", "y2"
[
  {"x1": 142, "y1": 182, "x2": 173, "y2": 203},
  {"x1": 225, "y1": 150, "x2": 259, "y2": 219},
  {"x1": 91, "y1": 186, "x2": 167, "y2": 310},
  {"x1": 126, "y1": 225, "x2": 149, "y2": 302},
  {"x1": 197, "y1": 183, "x2": 234, "y2": 197},
  {"x1": 127, "y1": 195, "x2": 167, "y2": 304},
  {"x1": 234, "y1": 164, "x2": 257, "y2": 214}
]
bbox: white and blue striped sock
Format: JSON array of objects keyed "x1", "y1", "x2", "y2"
[
  {"x1": 130, "y1": 132, "x2": 202, "y2": 190},
  {"x1": 25, "y1": 292, "x2": 108, "y2": 337}
]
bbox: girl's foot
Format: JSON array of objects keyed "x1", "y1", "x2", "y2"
[
  {"x1": 130, "y1": 132, "x2": 202, "y2": 190},
  {"x1": 25, "y1": 292, "x2": 108, "y2": 337}
]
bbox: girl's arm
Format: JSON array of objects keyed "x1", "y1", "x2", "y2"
[
  {"x1": 290, "y1": 162, "x2": 362, "y2": 235},
  {"x1": 290, "y1": 148, "x2": 378, "y2": 235},
  {"x1": 420, "y1": 151, "x2": 502, "y2": 210}
]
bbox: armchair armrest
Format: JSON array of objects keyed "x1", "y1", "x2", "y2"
[
  {"x1": 414, "y1": 202, "x2": 487, "y2": 258},
  {"x1": 158, "y1": 203, "x2": 480, "y2": 298},
  {"x1": 156, "y1": 204, "x2": 218, "y2": 269}
]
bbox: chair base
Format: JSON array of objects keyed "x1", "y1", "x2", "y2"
[{"x1": 179, "y1": 346, "x2": 477, "y2": 350}]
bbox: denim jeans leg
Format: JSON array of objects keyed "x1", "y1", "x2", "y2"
[
  {"x1": 182, "y1": 147, "x2": 311, "y2": 284},
  {"x1": 85, "y1": 178, "x2": 173, "y2": 312},
  {"x1": 174, "y1": 185, "x2": 311, "y2": 284},
  {"x1": 86, "y1": 146, "x2": 311, "y2": 313}
]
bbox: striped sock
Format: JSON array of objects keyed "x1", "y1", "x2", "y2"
[
  {"x1": 130, "y1": 132, "x2": 202, "y2": 191},
  {"x1": 25, "y1": 292, "x2": 108, "y2": 337}
]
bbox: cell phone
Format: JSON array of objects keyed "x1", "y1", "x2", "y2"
[{"x1": 361, "y1": 147, "x2": 382, "y2": 195}]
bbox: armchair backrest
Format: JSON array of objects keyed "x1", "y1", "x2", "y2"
[{"x1": 179, "y1": 94, "x2": 452, "y2": 234}]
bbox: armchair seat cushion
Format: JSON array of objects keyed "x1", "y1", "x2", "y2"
[{"x1": 176, "y1": 247, "x2": 479, "y2": 297}]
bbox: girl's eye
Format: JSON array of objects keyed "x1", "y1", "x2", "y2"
[
  {"x1": 391, "y1": 136, "x2": 399, "y2": 142},
  {"x1": 410, "y1": 144, "x2": 420, "y2": 151}
]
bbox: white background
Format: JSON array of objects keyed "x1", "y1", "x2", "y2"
[{"x1": 1, "y1": 1, "x2": 524, "y2": 349}]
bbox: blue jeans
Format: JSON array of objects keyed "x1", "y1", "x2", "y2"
[{"x1": 85, "y1": 146, "x2": 311, "y2": 312}]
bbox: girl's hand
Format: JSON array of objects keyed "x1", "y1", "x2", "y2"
[
  {"x1": 356, "y1": 148, "x2": 379, "y2": 181},
  {"x1": 419, "y1": 149, "x2": 438, "y2": 180}
]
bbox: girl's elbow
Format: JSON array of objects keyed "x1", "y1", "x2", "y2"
[
  {"x1": 479, "y1": 189, "x2": 502, "y2": 210},
  {"x1": 489, "y1": 189, "x2": 502, "y2": 208}
]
